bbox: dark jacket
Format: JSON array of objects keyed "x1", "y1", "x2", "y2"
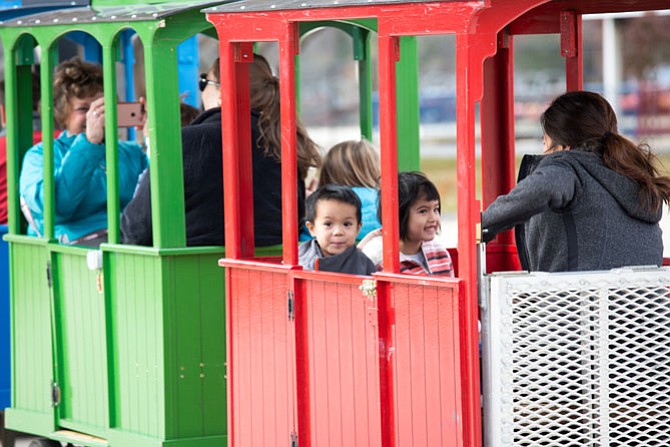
[
  {"x1": 121, "y1": 108, "x2": 303, "y2": 246},
  {"x1": 482, "y1": 150, "x2": 663, "y2": 272},
  {"x1": 299, "y1": 239, "x2": 376, "y2": 275}
]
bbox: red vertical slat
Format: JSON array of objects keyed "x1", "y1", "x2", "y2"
[
  {"x1": 392, "y1": 282, "x2": 414, "y2": 444},
  {"x1": 377, "y1": 31, "x2": 400, "y2": 274},
  {"x1": 456, "y1": 31, "x2": 484, "y2": 447},
  {"x1": 235, "y1": 45, "x2": 255, "y2": 257},
  {"x1": 279, "y1": 24, "x2": 300, "y2": 265},
  {"x1": 219, "y1": 42, "x2": 242, "y2": 259}
]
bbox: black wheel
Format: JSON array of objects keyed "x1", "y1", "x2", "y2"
[{"x1": 28, "y1": 438, "x2": 62, "y2": 447}]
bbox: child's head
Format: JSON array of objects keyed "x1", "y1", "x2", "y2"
[
  {"x1": 306, "y1": 184, "x2": 363, "y2": 257},
  {"x1": 398, "y1": 172, "x2": 441, "y2": 245},
  {"x1": 319, "y1": 139, "x2": 380, "y2": 188}
]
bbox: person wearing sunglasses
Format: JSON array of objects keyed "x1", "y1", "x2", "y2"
[{"x1": 121, "y1": 54, "x2": 321, "y2": 247}]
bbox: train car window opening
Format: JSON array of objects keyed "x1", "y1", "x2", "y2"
[
  {"x1": 9, "y1": 30, "x2": 155, "y2": 246},
  {"x1": 416, "y1": 34, "x2": 458, "y2": 254}
]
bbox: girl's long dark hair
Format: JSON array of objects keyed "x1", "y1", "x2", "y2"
[{"x1": 541, "y1": 90, "x2": 670, "y2": 212}]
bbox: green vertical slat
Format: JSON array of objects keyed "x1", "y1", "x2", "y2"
[
  {"x1": 396, "y1": 36, "x2": 421, "y2": 171},
  {"x1": 103, "y1": 43, "x2": 121, "y2": 244},
  {"x1": 172, "y1": 257, "x2": 197, "y2": 437},
  {"x1": 199, "y1": 255, "x2": 226, "y2": 435},
  {"x1": 354, "y1": 28, "x2": 373, "y2": 141},
  {"x1": 39, "y1": 46, "x2": 57, "y2": 240},
  {"x1": 144, "y1": 44, "x2": 186, "y2": 248}
]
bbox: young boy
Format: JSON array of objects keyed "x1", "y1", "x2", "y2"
[{"x1": 299, "y1": 184, "x2": 376, "y2": 275}]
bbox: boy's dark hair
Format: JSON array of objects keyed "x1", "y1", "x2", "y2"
[
  {"x1": 306, "y1": 184, "x2": 362, "y2": 224},
  {"x1": 392, "y1": 171, "x2": 440, "y2": 241}
]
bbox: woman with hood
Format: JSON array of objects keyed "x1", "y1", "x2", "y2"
[{"x1": 482, "y1": 90, "x2": 670, "y2": 272}]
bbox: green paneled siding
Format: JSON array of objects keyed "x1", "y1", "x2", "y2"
[
  {"x1": 105, "y1": 250, "x2": 226, "y2": 442},
  {"x1": 6, "y1": 239, "x2": 55, "y2": 435},
  {"x1": 52, "y1": 250, "x2": 109, "y2": 435}
]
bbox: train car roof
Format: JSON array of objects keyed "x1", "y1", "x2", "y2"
[
  {"x1": 204, "y1": 0, "x2": 670, "y2": 14},
  {"x1": 0, "y1": 0, "x2": 230, "y2": 26},
  {"x1": 203, "y1": 0, "x2": 444, "y2": 13},
  {"x1": 0, "y1": 0, "x2": 88, "y2": 21}
]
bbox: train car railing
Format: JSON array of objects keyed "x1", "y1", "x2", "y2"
[
  {"x1": 482, "y1": 267, "x2": 670, "y2": 446},
  {"x1": 218, "y1": 258, "x2": 464, "y2": 447}
]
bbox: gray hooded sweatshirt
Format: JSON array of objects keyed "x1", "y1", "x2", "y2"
[{"x1": 482, "y1": 150, "x2": 663, "y2": 272}]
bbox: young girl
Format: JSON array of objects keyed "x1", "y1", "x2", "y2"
[
  {"x1": 359, "y1": 171, "x2": 454, "y2": 276},
  {"x1": 301, "y1": 139, "x2": 381, "y2": 240}
]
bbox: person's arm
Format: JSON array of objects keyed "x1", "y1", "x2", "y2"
[
  {"x1": 19, "y1": 144, "x2": 47, "y2": 220},
  {"x1": 20, "y1": 134, "x2": 107, "y2": 223},
  {"x1": 120, "y1": 168, "x2": 153, "y2": 246},
  {"x1": 53, "y1": 134, "x2": 106, "y2": 219},
  {"x1": 482, "y1": 161, "x2": 581, "y2": 242}
]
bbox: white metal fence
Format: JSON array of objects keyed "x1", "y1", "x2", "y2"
[{"x1": 482, "y1": 267, "x2": 670, "y2": 447}]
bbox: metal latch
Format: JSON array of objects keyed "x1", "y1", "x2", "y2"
[
  {"x1": 287, "y1": 290, "x2": 295, "y2": 321},
  {"x1": 46, "y1": 261, "x2": 52, "y2": 288},
  {"x1": 51, "y1": 381, "x2": 61, "y2": 406},
  {"x1": 359, "y1": 279, "x2": 377, "y2": 298}
]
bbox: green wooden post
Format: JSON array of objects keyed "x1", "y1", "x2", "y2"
[
  {"x1": 353, "y1": 27, "x2": 373, "y2": 141},
  {"x1": 103, "y1": 41, "x2": 121, "y2": 244},
  {"x1": 396, "y1": 35, "x2": 421, "y2": 171},
  {"x1": 143, "y1": 43, "x2": 186, "y2": 248},
  {"x1": 39, "y1": 44, "x2": 57, "y2": 241}
]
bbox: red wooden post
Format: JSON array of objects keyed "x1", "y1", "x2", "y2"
[
  {"x1": 561, "y1": 10, "x2": 584, "y2": 91},
  {"x1": 377, "y1": 33, "x2": 400, "y2": 275},
  {"x1": 481, "y1": 32, "x2": 523, "y2": 271},
  {"x1": 481, "y1": 32, "x2": 516, "y2": 236},
  {"x1": 235, "y1": 44, "x2": 255, "y2": 257},
  {"x1": 279, "y1": 22, "x2": 300, "y2": 266},
  {"x1": 456, "y1": 31, "x2": 484, "y2": 447},
  {"x1": 219, "y1": 41, "x2": 243, "y2": 259}
]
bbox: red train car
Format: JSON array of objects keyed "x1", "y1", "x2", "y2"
[{"x1": 207, "y1": 1, "x2": 670, "y2": 447}]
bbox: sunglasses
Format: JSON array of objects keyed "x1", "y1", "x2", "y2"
[{"x1": 199, "y1": 73, "x2": 220, "y2": 92}]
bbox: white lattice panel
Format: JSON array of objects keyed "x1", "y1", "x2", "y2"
[{"x1": 482, "y1": 267, "x2": 670, "y2": 447}]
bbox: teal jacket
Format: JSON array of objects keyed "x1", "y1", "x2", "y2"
[{"x1": 20, "y1": 131, "x2": 148, "y2": 243}]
